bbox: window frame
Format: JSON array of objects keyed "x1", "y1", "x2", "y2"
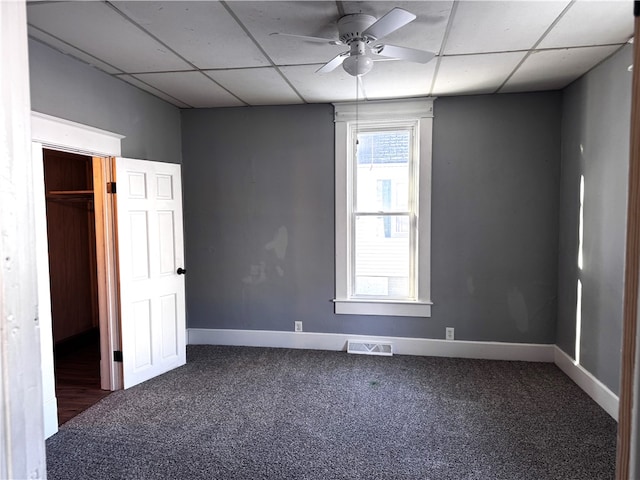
[
  {"x1": 333, "y1": 98, "x2": 434, "y2": 317},
  {"x1": 351, "y1": 123, "x2": 417, "y2": 300}
]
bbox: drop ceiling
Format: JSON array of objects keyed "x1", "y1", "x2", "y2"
[{"x1": 27, "y1": 1, "x2": 634, "y2": 108}]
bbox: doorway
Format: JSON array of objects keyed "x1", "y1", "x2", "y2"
[
  {"x1": 33, "y1": 112, "x2": 187, "y2": 436},
  {"x1": 43, "y1": 148, "x2": 110, "y2": 424}
]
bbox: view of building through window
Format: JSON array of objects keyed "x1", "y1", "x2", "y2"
[{"x1": 354, "y1": 129, "x2": 413, "y2": 298}]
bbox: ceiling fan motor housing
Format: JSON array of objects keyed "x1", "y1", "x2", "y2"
[{"x1": 338, "y1": 14, "x2": 377, "y2": 44}]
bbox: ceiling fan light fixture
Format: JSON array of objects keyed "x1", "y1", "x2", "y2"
[
  {"x1": 274, "y1": 8, "x2": 434, "y2": 77},
  {"x1": 343, "y1": 54, "x2": 373, "y2": 76}
]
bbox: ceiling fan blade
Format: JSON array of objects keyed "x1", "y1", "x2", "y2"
[
  {"x1": 316, "y1": 52, "x2": 349, "y2": 74},
  {"x1": 373, "y1": 44, "x2": 436, "y2": 64},
  {"x1": 270, "y1": 32, "x2": 343, "y2": 46},
  {"x1": 362, "y1": 8, "x2": 416, "y2": 41}
]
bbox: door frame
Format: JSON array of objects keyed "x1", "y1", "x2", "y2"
[{"x1": 32, "y1": 112, "x2": 125, "y2": 438}]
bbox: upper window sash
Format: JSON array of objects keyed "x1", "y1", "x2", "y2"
[{"x1": 351, "y1": 122, "x2": 419, "y2": 215}]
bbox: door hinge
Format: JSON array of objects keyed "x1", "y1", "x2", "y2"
[
  {"x1": 113, "y1": 350, "x2": 123, "y2": 362},
  {"x1": 107, "y1": 181, "x2": 117, "y2": 194}
]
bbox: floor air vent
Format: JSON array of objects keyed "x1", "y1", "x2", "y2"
[{"x1": 347, "y1": 340, "x2": 393, "y2": 356}]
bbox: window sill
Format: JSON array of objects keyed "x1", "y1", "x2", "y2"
[{"x1": 333, "y1": 299, "x2": 432, "y2": 317}]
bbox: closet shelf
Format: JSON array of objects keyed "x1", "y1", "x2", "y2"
[{"x1": 46, "y1": 190, "x2": 94, "y2": 202}]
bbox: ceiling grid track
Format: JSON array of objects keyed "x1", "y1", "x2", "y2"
[
  {"x1": 494, "y1": 0, "x2": 577, "y2": 94},
  {"x1": 220, "y1": 0, "x2": 308, "y2": 104},
  {"x1": 27, "y1": 23, "x2": 124, "y2": 75},
  {"x1": 104, "y1": 0, "x2": 249, "y2": 107},
  {"x1": 442, "y1": 44, "x2": 625, "y2": 59},
  {"x1": 115, "y1": 74, "x2": 194, "y2": 108},
  {"x1": 119, "y1": 65, "x2": 314, "y2": 76},
  {"x1": 428, "y1": 0, "x2": 459, "y2": 97},
  {"x1": 28, "y1": 21, "x2": 192, "y2": 108}
]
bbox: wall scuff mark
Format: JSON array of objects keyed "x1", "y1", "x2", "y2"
[
  {"x1": 242, "y1": 262, "x2": 266, "y2": 285},
  {"x1": 467, "y1": 276, "x2": 475, "y2": 295},
  {"x1": 265, "y1": 226, "x2": 288, "y2": 260},
  {"x1": 242, "y1": 226, "x2": 288, "y2": 284},
  {"x1": 508, "y1": 287, "x2": 529, "y2": 333}
]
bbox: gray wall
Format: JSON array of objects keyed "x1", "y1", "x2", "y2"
[
  {"x1": 182, "y1": 105, "x2": 337, "y2": 333},
  {"x1": 182, "y1": 92, "x2": 561, "y2": 342},
  {"x1": 433, "y1": 93, "x2": 561, "y2": 343},
  {"x1": 29, "y1": 39, "x2": 181, "y2": 163},
  {"x1": 557, "y1": 45, "x2": 632, "y2": 394}
]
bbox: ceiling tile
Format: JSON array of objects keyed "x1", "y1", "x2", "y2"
[
  {"x1": 111, "y1": 1, "x2": 270, "y2": 69},
  {"x1": 117, "y1": 75, "x2": 191, "y2": 108},
  {"x1": 444, "y1": 1, "x2": 570, "y2": 55},
  {"x1": 501, "y1": 45, "x2": 623, "y2": 93},
  {"x1": 27, "y1": 1, "x2": 191, "y2": 73},
  {"x1": 227, "y1": 1, "x2": 345, "y2": 65},
  {"x1": 28, "y1": 26, "x2": 122, "y2": 75},
  {"x1": 433, "y1": 52, "x2": 527, "y2": 96},
  {"x1": 360, "y1": 61, "x2": 436, "y2": 100},
  {"x1": 205, "y1": 68, "x2": 303, "y2": 106},
  {"x1": 279, "y1": 65, "x2": 362, "y2": 103},
  {"x1": 133, "y1": 72, "x2": 246, "y2": 108},
  {"x1": 538, "y1": 0, "x2": 633, "y2": 49}
]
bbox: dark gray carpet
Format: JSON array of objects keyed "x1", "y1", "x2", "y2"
[{"x1": 46, "y1": 346, "x2": 616, "y2": 479}]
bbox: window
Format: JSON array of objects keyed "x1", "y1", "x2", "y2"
[
  {"x1": 334, "y1": 99, "x2": 433, "y2": 317},
  {"x1": 354, "y1": 128, "x2": 412, "y2": 298}
]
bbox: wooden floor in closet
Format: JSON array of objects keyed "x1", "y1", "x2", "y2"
[{"x1": 55, "y1": 332, "x2": 111, "y2": 426}]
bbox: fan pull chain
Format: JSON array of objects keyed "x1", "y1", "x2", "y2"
[{"x1": 355, "y1": 69, "x2": 359, "y2": 158}]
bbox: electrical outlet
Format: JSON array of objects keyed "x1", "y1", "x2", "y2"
[
  {"x1": 445, "y1": 327, "x2": 455, "y2": 341},
  {"x1": 295, "y1": 321, "x2": 303, "y2": 332}
]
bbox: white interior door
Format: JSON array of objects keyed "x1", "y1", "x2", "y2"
[{"x1": 115, "y1": 157, "x2": 186, "y2": 388}]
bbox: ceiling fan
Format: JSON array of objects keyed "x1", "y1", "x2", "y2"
[{"x1": 271, "y1": 8, "x2": 436, "y2": 77}]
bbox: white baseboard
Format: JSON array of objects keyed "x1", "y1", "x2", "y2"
[
  {"x1": 553, "y1": 346, "x2": 619, "y2": 420},
  {"x1": 42, "y1": 396, "x2": 58, "y2": 439},
  {"x1": 187, "y1": 328, "x2": 555, "y2": 362}
]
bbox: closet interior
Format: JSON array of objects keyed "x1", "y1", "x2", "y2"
[{"x1": 43, "y1": 148, "x2": 110, "y2": 425}]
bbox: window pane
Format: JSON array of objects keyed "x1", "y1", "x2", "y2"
[
  {"x1": 354, "y1": 215, "x2": 410, "y2": 297},
  {"x1": 356, "y1": 130, "x2": 410, "y2": 212}
]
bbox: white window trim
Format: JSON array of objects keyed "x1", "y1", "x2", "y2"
[{"x1": 333, "y1": 98, "x2": 434, "y2": 317}]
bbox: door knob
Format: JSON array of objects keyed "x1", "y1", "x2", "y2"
[{"x1": 177, "y1": 267, "x2": 186, "y2": 275}]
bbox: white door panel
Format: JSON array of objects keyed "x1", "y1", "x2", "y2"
[{"x1": 116, "y1": 157, "x2": 186, "y2": 388}]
